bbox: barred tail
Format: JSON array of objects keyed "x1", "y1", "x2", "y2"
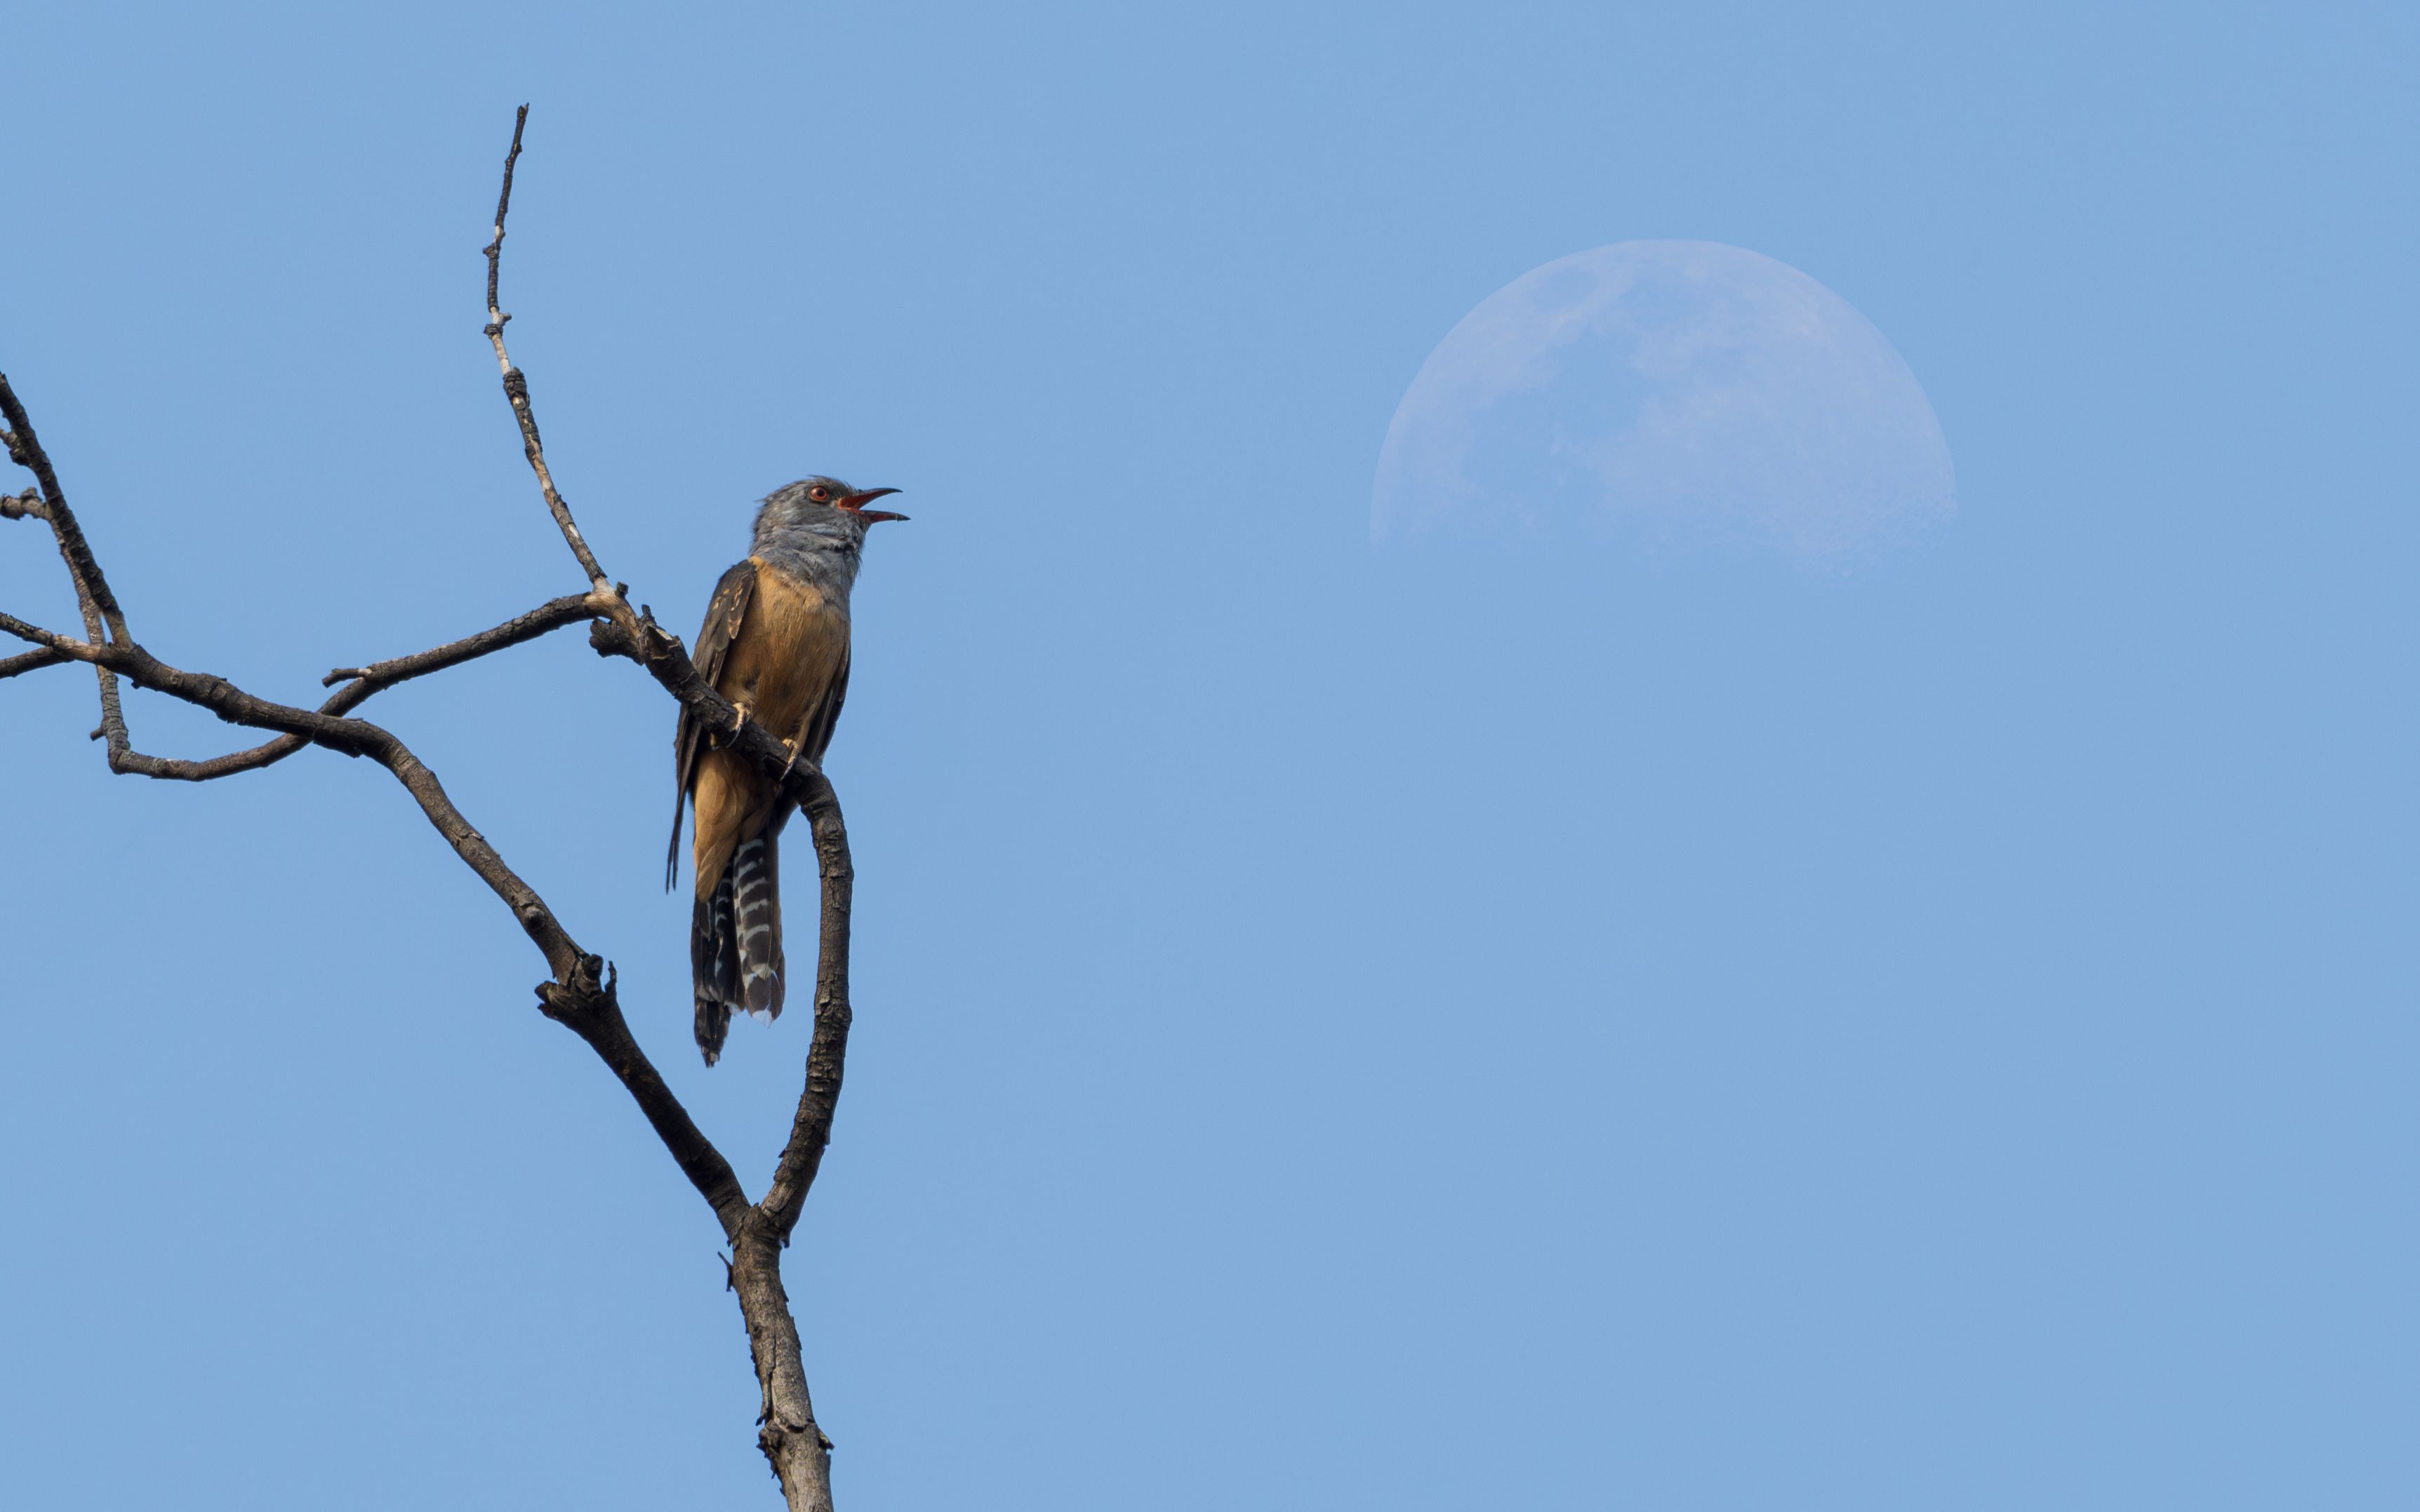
[
  {"x1": 691, "y1": 866, "x2": 741, "y2": 1065},
  {"x1": 731, "y1": 829, "x2": 785, "y2": 1021}
]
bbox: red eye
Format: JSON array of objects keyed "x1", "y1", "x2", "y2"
[{"x1": 809, "y1": 487, "x2": 829, "y2": 502}]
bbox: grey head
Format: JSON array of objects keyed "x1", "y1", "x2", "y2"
[{"x1": 751, "y1": 476, "x2": 908, "y2": 594}]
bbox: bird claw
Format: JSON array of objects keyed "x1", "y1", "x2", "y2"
[{"x1": 778, "y1": 738, "x2": 802, "y2": 781}]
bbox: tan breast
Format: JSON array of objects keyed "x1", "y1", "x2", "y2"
[{"x1": 715, "y1": 556, "x2": 851, "y2": 742}]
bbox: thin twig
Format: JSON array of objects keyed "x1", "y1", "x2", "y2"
[
  {"x1": 322, "y1": 590, "x2": 603, "y2": 688},
  {"x1": 481, "y1": 106, "x2": 610, "y2": 590}
]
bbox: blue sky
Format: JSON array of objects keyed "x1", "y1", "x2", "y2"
[{"x1": 2, "y1": 3, "x2": 2413, "y2": 1508}]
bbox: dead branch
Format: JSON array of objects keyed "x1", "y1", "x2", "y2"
[
  {"x1": 1, "y1": 591, "x2": 601, "y2": 780},
  {"x1": 482, "y1": 105, "x2": 609, "y2": 591},
  {"x1": 761, "y1": 782, "x2": 853, "y2": 1240},
  {"x1": 322, "y1": 590, "x2": 602, "y2": 689},
  {"x1": 1, "y1": 372, "x2": 134, "y2": 761},
  {"x1": 0, "y1": 645, "x2": 65, "y2": 679},
  {"x1": 0, "y1": 380, "x2": 128, "y2": 642}
]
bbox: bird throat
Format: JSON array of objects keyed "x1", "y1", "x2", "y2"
[{"x1": 752, "y1": 526, "x2": 862, "y2": 603}]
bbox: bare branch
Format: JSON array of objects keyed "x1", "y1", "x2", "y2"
[
  {"x1": 1, "y1": 371, "x2": 135, "y2": 757},
  {"x1": 2, "y1": 613, "x2": 578, "y2": 953},
  {"x1": 102, "y1": 728, "x2": 310, "y2": 782},
  {"x1": 732, "y1": 1212, "x2": 837, "y2": 1504},
  {"x1": 1, "y1": 593, "x2": 606, "y2": 781},
  {"x1": 539, "y1": 956, "x2": 752, "y2": 1236},
  {"x1": 2, "y1": 486, "x2": 49, "y2": 522},
  {"x1": 6, "y1": 590, "x2": 752, "y2": 1232},
  {"x1": 0, "y1": 611, "x2": 88, "y2": 659},
  {"x1": 481, "y1": 106, "x2": 610, "y2": 590},
  {"x1": 760, "y1": 777, "x2": 853, "y2": 1240},
  {"x1": 323, "y1": 590, "x2": 602, "y2": 688},
  {"x1": 0, "y1": 372, "x2": 130, "y2": 644},
  {"x1": 135, "y1": 591, "x2": 610, "y2": 780},
  {"x1": 0, "y1": 645, "x2": 66, "y2": 680}
]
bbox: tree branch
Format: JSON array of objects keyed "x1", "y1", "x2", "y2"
[
  {"x1": 732, "y1": 1212, "x2": 837, "y2": 1508},
  {"x1": 0, "y1": 645, "x2": 66, "y2": 680},
  {"x1": 481, "y1": 105, "x2": 609, "y2": 590},
  {"x1": 0, "y1": 372, "x2": 129, "y2": 643},
  {"x1": 0, "y1": 598, "x2": 754, "y2": 1233},
  {"x1": 0, "y1": 613, "x2": 576, "y2": 960},
  {"x1": 0, "y1": 613, "x2": 91, "y2": 659},
  {"x1": 125, "y1": 590, "x2": 605, "y2": 780},
  {"x1": 538, "y1": 955, "x2": 753, "y2": 1237},
  {"x1": 138, "y1": 589, "x2": 609, "y2": 780},
  {"x1": 0, "y1": 592, "x2": 606, "y2": 781},
  {"x1": 321, "y1": 590, "x2": 605, "y2": 689},
  {"x1": 1, "y1": 371, "x2": 135, "y2": 760},
  {"x1": 760, "y1": 777, "x2": 853, "y2": 1240}
]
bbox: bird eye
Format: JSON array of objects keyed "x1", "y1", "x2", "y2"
[{"x1": 809, "y1": 486, "x2": 830, "y2": 502}]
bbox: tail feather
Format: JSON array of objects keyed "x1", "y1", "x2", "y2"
[
  {"x1": 690, "y1": 824, "x2": 787, "y2": 1065},
  {"x1": 691, "y1": 867, "x2": 741, "y2": 1064},
  {"x1": 731, "y1": 831, "x2": 785, "y2": 1020},
  {"x1": 665, "y1": 787, "x2": 687, "y2": 892}
]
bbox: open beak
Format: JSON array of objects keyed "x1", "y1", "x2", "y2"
[{"x1": 837, "y1": 486, "x2": 908, "y2": 523}]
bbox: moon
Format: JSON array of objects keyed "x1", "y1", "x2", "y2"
[{"x1": 1372, "y1": 241, "x2": 1955, "y2": 561}]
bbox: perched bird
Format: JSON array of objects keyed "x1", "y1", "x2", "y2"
[{"x1": 668, "y1": 476, "x2": 907, "y2": 1064}]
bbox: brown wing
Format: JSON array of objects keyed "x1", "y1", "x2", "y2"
[
  {"x1": 665, "y1": 558, "x2": 758, "y2": 890},
  {"x1": 797, "y1": 645, "x2": 851, "y2": 771}
]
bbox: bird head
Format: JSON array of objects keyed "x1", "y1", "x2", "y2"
[{"x1": 754, "y1": 476, "x2": 909, "y2": 545}]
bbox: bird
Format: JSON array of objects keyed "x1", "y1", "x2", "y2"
[{"x1": 667, "y1": 476, "x2": 907, "y2": 1065}]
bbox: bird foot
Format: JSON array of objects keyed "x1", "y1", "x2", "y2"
[
  {"x1": 726, "y1": 700, "x2": 752, "y2": 739},
  {"x1": 778, "y1": 737, "x2": 802, "y2": 781}
]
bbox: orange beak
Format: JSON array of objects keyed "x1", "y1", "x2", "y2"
[{"x1": 837, "y1": 487, "x2": 908, "y2": 523}]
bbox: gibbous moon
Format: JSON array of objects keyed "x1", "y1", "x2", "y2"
[{"x1": 1372, "y1": 241, "x2": 1955, "y2": 561}]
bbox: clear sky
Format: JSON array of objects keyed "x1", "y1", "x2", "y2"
[{"x1": 2, "y1": 3, "x2": 2413, "y2": 1508}]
